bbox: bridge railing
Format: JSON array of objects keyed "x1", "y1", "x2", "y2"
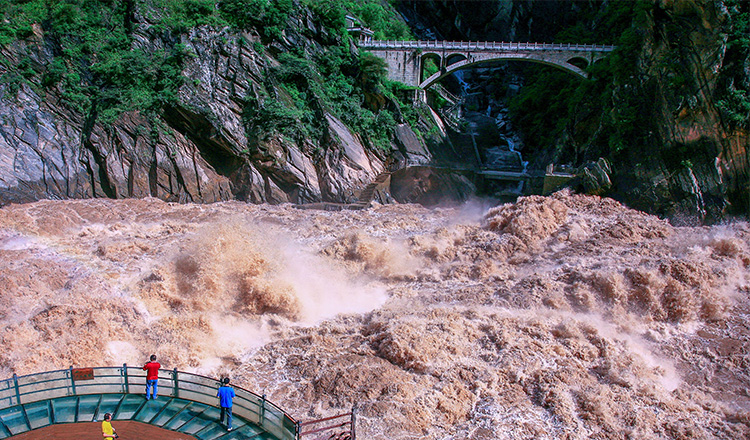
[
  {"x1": 0, "y1": 366, "x2": 297, "y2": 440},
  {"x1": 360, "y1": 39, "x2": 615, "y2": 52}
]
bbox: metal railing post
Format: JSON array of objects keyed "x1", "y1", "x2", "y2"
[
  {"x1": 122, "y1": 363, "x2": 129, "y2": 394},
  {"x1": 260, "y1": 393, "x2": 266, "y2": 424},
  {"x1": 173, "y1": 368, "x2": 179, "y2": 398},
  {"x1": 12, "y1": 374, "x2": 20, "y2": 406},
  {"x1": 69, "y1": 366, "x2": 76, "y2": 395},
  {"x1": 351, "y1": 405, "x2": 357, "y2": 440}
]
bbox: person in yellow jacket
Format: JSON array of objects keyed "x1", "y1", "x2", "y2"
[{"x1": 102, "y1": 413, "x2": 118, "y2": 439}]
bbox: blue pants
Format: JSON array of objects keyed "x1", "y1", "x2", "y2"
[
  {"x1": 145, "y1": 379, "x2": 158, "y2": 399},
  {"x1": 220, "y1": 406, "x2": 233, "y2": 429}
]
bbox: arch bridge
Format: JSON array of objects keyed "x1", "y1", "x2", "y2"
[{"x1": 360, "y1": 39, "x2": 614, "y2": 96}]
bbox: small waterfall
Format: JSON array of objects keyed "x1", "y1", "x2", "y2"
[
  {"x1": 507, "y1": 138, "x2": 528, "y2": 173},
  {"x1": 685, "y1": 167, "x2": 707, "y2": 219},
  {"x1": 454, "y1": 70, "x2": 471, "y2": 94},
  {"x1": 507, "y1": 138, "x2": 528, "y2": 193}
]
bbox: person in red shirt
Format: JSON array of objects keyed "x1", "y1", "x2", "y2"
[{"x1": 143, "y1": 354, "x2": 161, "y2": 400}]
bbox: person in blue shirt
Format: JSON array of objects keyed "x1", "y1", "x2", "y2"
[{"x1": 217, "y1": 377, "x2": 236, "y2": 431}]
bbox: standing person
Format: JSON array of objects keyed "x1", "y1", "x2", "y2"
[
  {"x1": 102, "y1": 413, "x2": 118, "y2": 439},
  {"x1": 143, "y1": 354, "x2": 161, "y2": 400},
  {"x1": 217, "y1": 377, "x2": 236, "y2": 431}
]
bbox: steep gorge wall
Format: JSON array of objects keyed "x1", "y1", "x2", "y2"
[
  {"x1": 397, "y1": 0, "x2": 576, "y2": 42},
  {"x1": 399, "y1": 0, "x2": 750, "y2": 221},
  {"x1": 4, "y1": 1, "x2": 745, "y2": 217},
  {"x1": 631, "y1": 0, "x2": 747, "y2": 220},
  {"x1": 0, "y1": 2, "x2": 439, "y2": 206}
]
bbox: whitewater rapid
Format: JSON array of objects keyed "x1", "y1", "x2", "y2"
[{"x1": 0, "y1": 192, "x2": 748, "y2": 439}]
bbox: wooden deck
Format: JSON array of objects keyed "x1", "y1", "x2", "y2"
[{"x1": 7, "y1": 421, "x2": 199, "y2": 440}]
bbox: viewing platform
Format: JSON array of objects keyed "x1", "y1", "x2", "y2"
[{"x1": 0, "y1": 366, "x2": 354, "y2": 440}]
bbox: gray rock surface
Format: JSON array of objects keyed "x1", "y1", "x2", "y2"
[
  {"x1": 390, "y1": 166, "x2": 475, "y2": 206},
  {"x1": 0, "y1": 9, "x2": 441, "y2": 206}
]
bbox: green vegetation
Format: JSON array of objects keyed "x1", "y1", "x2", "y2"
[
  {"x1": 509, "y1": 0, "x2": 750, "y2": 173},
  {"x1": 0, "y1": 0, "x2": 193, "y2": 121},
  {"x1": 149, "y1": 0, "x2": 227, "y2": 31},
  {"x1": 508, "y1": 1, "x2": 662, "y2": 166},
  {"x1": 217, "y1": 0, "x2": 416, "y2": 151},
  {"x1": 218, "y1": 0, "x2": 293, "y2": 41},
  {"x1": 231, "y1": 0, "x2": 415, "y2": 151},
  {"x1": 302, "y1": 0, "x2": 411, "y2": 40},
  {"x1": 0, "y1": 0, "x2": 415, "y2": 152},
  {"x1": 245, "y1": 42, "x2": 414, "y2": 152},
  {"x1": 422, "y1": 58, "x2": 439, "y2": 80},
  {"x1": 717, "y1": 0, "x2": 750, "y2": 127},
  {"x1": 0, "y1": 1, "x2": 46, "y2": 46}
]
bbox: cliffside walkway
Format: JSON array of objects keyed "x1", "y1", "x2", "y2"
[{"x1": 0, "y1": 366, "x2": 354, "y2": 440}]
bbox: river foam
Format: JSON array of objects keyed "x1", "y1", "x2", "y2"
[{"x1": 0, "y1": 192, "x2": 748, "y2": 439}]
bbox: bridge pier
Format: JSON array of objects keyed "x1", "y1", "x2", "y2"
[{"x1": 366, "y1": 48, "x2": 421, "y2": 87}]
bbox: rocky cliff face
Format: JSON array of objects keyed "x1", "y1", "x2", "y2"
[
  {"x1": 628, "y1": 0, "x2": 744, "y2": 222},
  {"x1": 3, "y1": 1, "x2": 746, "y2": 219},
  {"x1": 399, "y1": 0, "x2": 597, "y2": 44},
  {"x1": 0, "y1": 3, "x2": 440, "y2": 206},
  {"x1": 399, "y1": 0, "x2": 750, "y2": 222}
]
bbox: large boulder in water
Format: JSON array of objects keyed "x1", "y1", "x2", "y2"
[
  {"x1": 580, "y1": 158, "x2": 613, "y2": 195},
  {"x1": 389, "y1": 166, "x2": 475, "y2": 206}
]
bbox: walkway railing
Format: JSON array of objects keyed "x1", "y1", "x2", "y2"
[
  {"x1": 0, "y1": 366, "x2": 300, "y2": 439},
  {"x1": 299, "y1": 411, "x2": 356, "y2": 440},
  {"x1": 360, "y1": 39, "x2": 615, "y2": 52}
]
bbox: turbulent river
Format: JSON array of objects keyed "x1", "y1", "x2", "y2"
[{"x1": 1, "y1": 192, "x2": 748, "y2": 439}]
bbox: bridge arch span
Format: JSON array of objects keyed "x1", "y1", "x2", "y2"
[
  {"x1": 420, "y1": 52, "x2": 442, "y2": 82},
  {"x1": 419, "y1": 52, "x2": 469, "y2": 69},
  {"x1": 445, "y1": 53, "x2": 467, "y2": 66},
  {"x1": 420, "y1": 55, "x2": 587, "y2": 89},
  {"x1": 567, "y1": 56, "x2": 591, "y2": 70}
]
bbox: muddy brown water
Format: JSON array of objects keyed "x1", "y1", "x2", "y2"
[{"x1": 1, "y1": 192, "x2": 748, "y2": 439}]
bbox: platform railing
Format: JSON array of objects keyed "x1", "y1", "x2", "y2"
[
  {"x1": 0, "y1": 365, "x2": 297, "y2": 440},
  {"x1": 298, "y1": 409, "x2": 356, "y2": 440}
]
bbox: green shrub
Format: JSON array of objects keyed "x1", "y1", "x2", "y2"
[
  {"x1": 508, "y1": 0, "x2": 655, "y2": 164},
  {"x1": 717, "y1": 89, "x2": 750, "y2": 124},
  {"x1": 302, "y1": 0, "x2": 412, "y2": 40},
  {"x1": 358, "y1": 52, "x2": 388, "y2": 91},
  {"x1": 151, "y1": 0, "x2": 225, "y2": 31},
  {"x1": 717, "y1": 0, "x2": 750, "y2": 127},
  {"x1": 303, "y1": 0, "x2": 346, "y2": 36},
  {"x1": 351, "y1": 1, "x2": 411, "y2": 40},
  {"x1": 218, "y1": 0, "x2": 267, "y2": 28},
  {"x1": 0, "y1": 0, "x2": 414, "y2": 153},
  {"x1": 423, "y1": 58, "x2": 438, "y2": 79},
  {"x1": 218, "y1": 0, "x2": 292, "y2": 40},
  {"x1": 0, "y1": 1, "x2": 48, "y2": 45}
]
